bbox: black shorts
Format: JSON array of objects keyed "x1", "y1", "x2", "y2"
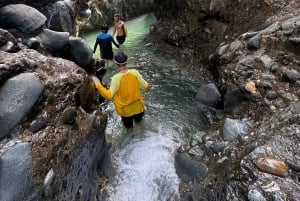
[
  {"x1": 116, "y1": 35, "x2": 126, "y2": 44},
  {"x1": 121, "y1": 112, "x2": 144, "y2": 128}
]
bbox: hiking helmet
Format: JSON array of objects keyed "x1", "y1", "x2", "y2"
[
  {"x1": 101, "y1": 24, "x2": 109, "y2": 32},
  {"x1": 114, "y1": 52, "x2": 127, "y2": 65}
]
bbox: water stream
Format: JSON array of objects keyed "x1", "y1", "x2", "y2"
[{"x1": 82, "y1": 13, "x2": 205, "y2": 201}]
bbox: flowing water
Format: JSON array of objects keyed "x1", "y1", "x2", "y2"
[{"x1": 82, "y1": 13, "x2": 205, "y2": 201}]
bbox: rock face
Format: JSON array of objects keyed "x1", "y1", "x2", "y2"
[
  {"x1": 0, "y1": 143, "x2": 36, "y2": 201},
  {"x1": 0, "y1": 48, "x2": 109, "y2": 201},
  {"x1": 152, "y1": 0, "x2": 299, "y2": 63},
  {"x1": 151, "y1": 1, "x2": 300, "y2": 200}
]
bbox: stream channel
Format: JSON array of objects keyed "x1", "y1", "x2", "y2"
[{"x1": 82, "y1": 13, "x2": 206, "y2": 201}]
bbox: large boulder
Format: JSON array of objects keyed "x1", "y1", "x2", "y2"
[
  {"x1": 0, "y1": 143, "x2": 36, "y2": 201},
  {"x1": 0, "y1": 73, "x2": 44, "y2": 138},
  {"x1": 0, "y1": 4, "x2": 46, "y2": 37},
  {"x1": 46, "y1": 0, "x2": 76, "y2": 33},
  {"x1": 65, "y1": 37, "x2": 93, "y2": 68},
  {"x1": 39, "y1": 28, "x2": 70, "y2": 51}
]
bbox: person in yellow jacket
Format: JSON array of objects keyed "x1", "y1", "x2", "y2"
[{"x1": 92, "y1": 51, "x2": 150, "y2": 130}]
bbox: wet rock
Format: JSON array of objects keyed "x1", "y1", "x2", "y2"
[
  {"x1": 0, "y1": 73, "x2": 44, "y2": 138},
  {"x1": 285, "y1": 159, "x2": 300, "y2": 172},
  {"x1": 289, "y1": 191, "x2": 300, "y2": 201},
  {"x1": 222, "y1": 118, "x2": 248, "y2": 142},
  {"x1": 175, "y1": 152, "x2": 208, "y2": 181},
  {"x1": 188, "y1": 146, "x2": 205, "y2": 157},
  {"x1": 0, "y1": 4, "x2": 46, "y2": 37},
  {"x1": 289, "y1": 37, "x2": 300, "y2": 44},
  {"x1": 211, "y1": 141, "x2": 229, "y2": 153},
  {"x1": 247, "y1": 34, "x2": 262, "y2": 50},
  {"x1": 255, "y1": 157, "x2": 289, "y2": 177},
  {"x1": 195, "y1": 83, "x2": 222, "y2": 109},
  {"x1": 196, "y1": 103, "x2": 217, "y2": 128},
  {"x1": 261, "y1": 73, "x2": 276, "y2": 80},
  {"x1": 270, "y1": 63, "x2": 279, "y2": 72},
  {"x1": 293, "y1": 101, "x2": 300, "y2": 114},
  {"x1": 266, "y1": 90, "x2": 278, "y2": 100},
  {"x1": 0, "y1": 143, "x2": 36, "y2": 201},
  {"x1": 217, "y1": 44, "x2": 229, "y2": 56},
  {"x1": 66, "y1": 37, "x2": 93, "y2": 68},
  {"x1": 283, "y1": 69, "x2": 300, "y2": 82},
  {"x1": 39, "y1": 28, "x2": 70, "y2": 51},
  {"x1": 29, "y1": 115, "x2": 47, "y2": 133},
  {"x1": 24, "y1": 37, "x2": 40, "y2": 50},
  {"x1": 60, "y1": 107, "x2": 77, "y2": 125},
  {"x1": 248, "y1": 189, "x2": 266, "y2": 201},
  {"x1": 240, "y1": 58, "x2": 257, "y2": 69},
  {"x1": 224, "y1": 87, "x2": 250, "y2": 114},
  {"x1": 46, "y1": 1, "x2": 75, "y2": 33}
]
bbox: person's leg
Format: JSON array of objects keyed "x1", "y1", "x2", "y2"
[
  {"x1": 121, "y1": 116, "x2": 134, "y2": 129},
  {"x1": 133, "y1": 112, "x2": 144, "y2": 134}
]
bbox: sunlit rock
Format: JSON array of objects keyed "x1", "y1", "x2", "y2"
[
  {"x1": 245, "y1": 81, "x2": 256, "y2": 94},
  {"x1": 255, "y1": 157, "x2": 289, "y2": 177}
]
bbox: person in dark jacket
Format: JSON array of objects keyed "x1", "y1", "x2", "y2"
[{"x1": 93, "y1": 24, "x2": 119, "y2": 63}]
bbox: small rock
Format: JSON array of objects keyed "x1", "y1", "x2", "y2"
[
  {"x1": 255, "y1": 157, "x2": 289, "y2": 177},
  {"x1": 245, "y1": 81, "x2": 256, "y2": 94},
  {"x1": 60, "y1": 107, "x2": 77, "y2": 125}
]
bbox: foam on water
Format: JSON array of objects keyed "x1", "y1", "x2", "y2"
[{"x1": 107, "y1": 130, "x2": 180, "y2": 201}]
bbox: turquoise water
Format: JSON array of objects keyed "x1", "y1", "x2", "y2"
[{"x1": 82, "y1": 13, "x2": 204, "y2": 201}]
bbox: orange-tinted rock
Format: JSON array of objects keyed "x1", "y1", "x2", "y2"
[{"x1": 255, "y1": 157, "x2": 289, "y2": 177}]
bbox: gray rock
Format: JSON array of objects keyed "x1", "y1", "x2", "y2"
[
  {"x1": 211, "y1": 141, "x2": 229, "y2": 153},
  {"x1": 24, "y1": 38, "x2": 40, "y2": 50},
  {"x1": 283, "y1": 69, "x2": 300, "y2": 82},
  {"x1": 46, "y1": 1, "x2": 75, "y2": 33},
  {"x1": 240, "y1": 58, "x2": 257, "y2": 69},
  {"x1": 0, "y1": 143, "x2": 36, "y2": 201},
  {"x1": 60, "y1": 107, "x2": 77, "y2": 125},
  {"x1": 248, "y1": 189, "x2": 266, "y2": 201},
  {"x1": 39, "y1": 29, "x2": 70, "y2": 51},
  {"x1": 293, "y1": 101, "x2": 300, "y2": 114},
  {"x1": 266, "y1": 90, "x2": 278, "y2": 100},
  {"x1": 68, "y1": 37, "x2": 93, "y2": 67},
  {"x1": 0, "y1": 73, "x2": 44, "y2": 138},
  {"x1": 247, "y1": 34, "x2": 262, "y2": 50},
  {"x1": 29, "y1": 115, "x2": 47, "y2": 133},
  {"x1": 175, "y1": 152, "x2": 208, "y2": 181},
  {"x1": 223, "y1": 118, "x2": 248, "y2": 142},
  {"x1": 196, "y1": 83, "x2": 222, "y2": 109},
  {"x1": 0, "y1": 4, "x2": 46, "y2": 36},
  {"x1": 289, "y1": 37, "x2": 300, "y2": 44}
]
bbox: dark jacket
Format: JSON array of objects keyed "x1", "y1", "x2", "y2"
[{"x1": 93, "y1": 33, "x2": 119, "y2": 60}]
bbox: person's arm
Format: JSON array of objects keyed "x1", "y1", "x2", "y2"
[
  {"x1": 93, "y1": 38, "x2": 99, "y2": 53},
  {"x1": 111, "y1": 36, "x2": 119, "y2": 48},
  {"x1": 133, "y1": 70, "x2": 150, "y2": 91},
  {"x1": 92, "y1": 76, "x2": 113, "y2": 100},
  {"x1": 113, "y1": 24, "x2": 116, "y2": 36}
]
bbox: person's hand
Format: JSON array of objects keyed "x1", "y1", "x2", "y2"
[{"x1": 91, "y1": 75, "x2": 100, "y2": 84}]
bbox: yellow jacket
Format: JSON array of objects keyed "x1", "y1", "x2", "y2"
[{"x1": 95, "y1": 69, "x2": 150, "y2": 117}]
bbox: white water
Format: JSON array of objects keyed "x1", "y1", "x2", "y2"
[{"x1": 107, "y1": 131, "x2": 180, "y2": 201}]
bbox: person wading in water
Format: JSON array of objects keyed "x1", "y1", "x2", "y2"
[
  {"x1": 113, "y1": 13, "x2": 126, "y2": 48},
  {"x1": 92, "y1": 52, "x2": 150, "y2": 133},
  {"x1": 93, "y1": 24, "x2": 119, "y2": 67}
]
